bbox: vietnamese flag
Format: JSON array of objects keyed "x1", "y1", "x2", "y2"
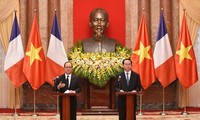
[
  {"x1": 131, "y1": 14, "x2": 156, "y2": 89},
  {"x1": 175, "y1": 12, "x2": 198, "y2": 89},
  {"x1": 23, "y1": 14, "x2": 46, "y2": 90}
]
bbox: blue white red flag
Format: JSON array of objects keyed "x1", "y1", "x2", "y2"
[
  {"x1": 45, "y1": 13, "x2": 68, "y2": 85},
  {"x1": 4, "y1": 15, "x2": 26, "y2": 87},
  {"x1": 153, "y1": 13, "x2": 176, "y2": 87}
]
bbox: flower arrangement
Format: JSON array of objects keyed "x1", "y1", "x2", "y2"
[{"x1": 68, "y1": 42, "x2": 131, "y2": 87}]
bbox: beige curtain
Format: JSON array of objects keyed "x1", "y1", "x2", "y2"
[
  {"x1": 0, "y1": 0, "x2": 22, "y2": 108},
  {"x1": 179, "y1": 0, "x2": 200, "y2": 108},
  {"x1": 179, "y1": 0, "x2": 200, "y2": 44},
  {"x1": 188, "y1": 28, "x2": 200, "y2": 107}
]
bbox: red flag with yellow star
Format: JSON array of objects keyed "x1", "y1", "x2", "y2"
[
  {"x1": 175, "y1": 12, "x2": 198, "y2": 89},
  {"x1": 23, "y1": 14, "x2": 45, "y2": 90},
  {"x1": 131, "y1": 14, "x2": 156, "y2": 89}
]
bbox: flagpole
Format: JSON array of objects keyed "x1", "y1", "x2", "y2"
[
  {"x1": 137, "y1": 10, "x2": 145, "y2": 116},
  {"x1": 13, "y1": 10, "x2": 19, "y2": 117},
  {"x1": 182, "y1": 88, "x2": 189, "y2": 115},
  {"x1": 54, "y1": 81, "x2": 59, "y2": 117},
  {"x1": 138, "y1": 89, "x2": 143, "y2": 116},
  {"x1": 55, "y1": 95, "x2": 60, "y2": 116},
  {"x1": 32, "y1": 90, "x2": 37, "y2": 116},
  {"x1": 30, "y1": 8, "x2": 37, "y2": 117},
  {"x1": 9, "y1": 10, "x2": 19, "y2": 116},
  {"x1": 13, "y1": 88, "x2": 19, "y2": 116},
  {"x1": 160, "y1": 87, "x2": 166, "y2": 115}
]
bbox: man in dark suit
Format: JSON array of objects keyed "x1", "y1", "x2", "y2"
[
  {"x1": 53, "y1": 61, "x2": 81, "y2": 120},
  {"x1": 114, "y1": 58, "x2": 141, "y2": 120}
]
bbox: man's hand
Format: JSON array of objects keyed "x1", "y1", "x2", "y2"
[
  {"x1": 69, "y1": 90, "x2": 76, "y2": 93},
  {"x1": 57, "y1": 81, "x2": 65, "y2": 89}
]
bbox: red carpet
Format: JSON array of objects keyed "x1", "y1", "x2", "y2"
[{"x1": 0, "y1": 107, "x2": 200, "y2": 120}]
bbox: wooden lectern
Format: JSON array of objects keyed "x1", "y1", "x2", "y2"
[
  {"x1": 115, "y1": 92, "x2": 143, "y2": 120},
  {"x1": 53, "y1": 93, "x2": 78, "y2": 120}
]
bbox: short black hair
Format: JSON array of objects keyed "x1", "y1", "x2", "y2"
[{"x1": 122, "y1": 58, "x2": 132, "y2": 65}]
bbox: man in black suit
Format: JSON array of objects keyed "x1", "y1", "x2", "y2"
[
  {"x1": 53, "y1": 61, "x2": 81, "y2": 120},
  {"x1": 115, "y1": 58, "x2": 141, "y2": 120}
]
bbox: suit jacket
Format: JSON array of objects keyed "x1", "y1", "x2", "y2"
[
  {"x1": 53, "y1": 73, "x2": 81, "y2": 93},
  {"x1": 114, "y1": 70, "x2": 141, "y2": 92},
  {"x1": 53, "y1": 73, "x2": 81, "y2": 120}
]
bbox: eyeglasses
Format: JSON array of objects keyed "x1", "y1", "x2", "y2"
[
  {"x1": 65, "y1": 67, "x2": 72, "y2": 68},
  {"x1": 124, "y1": 63, "x2": 131, "y2": 65}
]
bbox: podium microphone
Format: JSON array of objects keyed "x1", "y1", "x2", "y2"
[{"x1": 118, "y1": 76, "x2": 121, "y2": 90}]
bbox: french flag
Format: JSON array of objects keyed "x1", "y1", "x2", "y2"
[
  {"x1": 4, "y1": 14, "x2": 27, "y2": 87},
  {"x1": 45, "y1": 13, "x2": 68, "y2": 85},
  {"x1": 153, "y1": 13, "x2": 176, "y2": 87}
]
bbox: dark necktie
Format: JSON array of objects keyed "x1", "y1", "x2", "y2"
[
  {"x1": 66, "y1": 76, "x2": 69, "y2": 88},
  {"x1": 126, "y1": 72, "x2": 129, "y2": 85}
]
